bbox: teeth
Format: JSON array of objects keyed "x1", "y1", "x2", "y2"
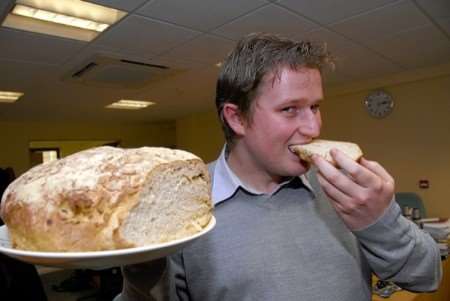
[{"x1": 288, "y1": 145, "x2": 296, "y2": 154}]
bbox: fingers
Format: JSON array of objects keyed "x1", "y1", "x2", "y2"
[
  {"x1": 360, "y1": 158, "x2": 395, "y2": 185},
  {"x1": 312, "y1": 149, "x2": 396, "y2": 230},
  {"x1": 313, "y1": 154, "x2": 362, "y2": 202},
  {"x1": 312, "y1": 149, "x2": 394, "y2": 203},
  {"x1": 317, "y1": 173, "x2": 353, "y2": 212},
  {"x1": 329, "y1": 149, "x2": 380, "y2": 188}
]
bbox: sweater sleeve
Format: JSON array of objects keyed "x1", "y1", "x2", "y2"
[
  {"x1": 168, "y1": 252, "x2": 191, "y2": 301},
  {"x1": 120, "y1": 258, "x2": 169, "y2": 301},
  {"x1": 353, "y1": 200, "x2": 442, "y2": 292},
  {"x1": 119, "y1": 254, "x2": 191, "y2": 301}
]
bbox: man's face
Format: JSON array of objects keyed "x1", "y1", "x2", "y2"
[{"x1": 240, "y1": 67, "x2": 323, "y2": 178}]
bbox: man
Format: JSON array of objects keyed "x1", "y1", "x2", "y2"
[{"x1": 119, "y1": 33, "x2": 442, "y2": 300}]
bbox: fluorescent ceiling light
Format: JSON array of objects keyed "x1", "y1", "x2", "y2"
[
  {"x1": 106, "y1": 100, "x2": 156, "y2": 110},
  {"x1": 12, "y1": 4, "x2": 109, "y2": 32},
  {"x1": 1, "y1": 0, "x2": 126, "y2": 42},
  {"x1": 0, "y1": 91, "x2": 24, "y2": 103}
]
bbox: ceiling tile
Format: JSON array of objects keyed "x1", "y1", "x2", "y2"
[
  {"x1": 60, "y1": 44, "x2": 159, "y2": 79},
  {"x1": 415, "y1": 0, "x2": 450, "y2": 20},
  {"x1": 212, "y1": 4, "x2": 317, "y2": 41},
  {"x1": 161, "y1": 34, "x2": 236, "y2": 64},
  {"x1": 0, "y1": 1, "x2": 11, "y2": 16},
  {"x1": 278, "y1": 0, "x2": 398, "y2": 25},
  {"x1": 137, "y1": 0, "x2": 267, "y2": 32},
  {"x1": 331, "y1": 43, "x2": 370, "y2": 61},
  {"x1": 301, "y1": 28, "x2": 358, "y2": 54},
  {"x1": 151, "y1": 55, "x2": 210, "y2": 70},
  {"x1": 0, "y1": 59, "x2": 58, "y2": 91},
  {"x1": 325, "y1": 40, "x2": 403, "y2": 79},
  {"x1": 439, "y1": 18, "x2": 450, "y2": 36},
  {"x1": 331, "y1": 1, "x2": 431, "y2": 44},
  {"x1": 366, "y1": 25, "x2": 450, "y2": 69},
  {"x1": 0, "y1": 64, "x2": 150, "y2": 123},
  {"x1": 415, "y1": 0, "x2": 450, "y2": 36},
  {"x1": 322, "y1": 68, "x2": 354, "y2": 85},
  {"x1": 0, "y1": 28, "x2": 85, "y2": 65},
  {"x1": 0, "y1": 61, "x2": 74, "y2": 122},
  {"x1": 339, "y1": 52, "x2": 402, "y2": 79},
  {"x1": 94, "y1": 15, "x2": 201, "y2": 56},
  {"x1": 301, "y1": 28, "x2": 402, "y2": 81},
  {"x1": 86, "y1": 0, "x2": 149, "y2": 12},
  {"x1": 133, "y1": 66, "x2": 219, "y2": 115},
  {"x1": 300, "y1": 29, "x2": 393, "y2": 82}
]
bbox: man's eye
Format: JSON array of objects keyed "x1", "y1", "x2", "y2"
[
  {"x1": 311, "y1": 104, "x2": 320, "y2": 113},
  {"x1": 282, "y1": 107, "x2": 296, "y2": 113}
]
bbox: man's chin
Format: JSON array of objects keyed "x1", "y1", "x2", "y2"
[{"x1": 285, "y1": 162, "x2": 310, "y2": 176}]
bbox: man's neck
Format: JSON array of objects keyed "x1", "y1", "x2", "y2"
[{"x1": 226, "y1": 145, "x2": 288, "y2": 194}]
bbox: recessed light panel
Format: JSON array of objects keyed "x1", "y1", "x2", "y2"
[
  {"x1": 2, "y1": 0, "x2": 126, "y2": 41},
  {"x1": 0, "y1": 91, "x2": 24, "y2": 103},
  {"x1": 106, "y1": 100, "x2": 156, "y2": 110}
]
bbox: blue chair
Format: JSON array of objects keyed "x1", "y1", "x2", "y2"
[{"x1": 395, "y1": 192, "x2": 426, "y2": 218}]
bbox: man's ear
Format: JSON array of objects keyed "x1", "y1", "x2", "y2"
[{"x1": 222, "y1": 103, "x2": 246, "y2": 136}]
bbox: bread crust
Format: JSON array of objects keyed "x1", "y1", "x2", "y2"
[
  {"x1": 0, "y1": 146, "x2": 212, "y2": 252},
  {"x1": 290, "y1": 139, "x2": 363, "y2": 165}
]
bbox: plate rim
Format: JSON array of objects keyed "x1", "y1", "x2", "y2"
[{"x1": 0, "y1": 216, "x2": 215, "y2": 259}]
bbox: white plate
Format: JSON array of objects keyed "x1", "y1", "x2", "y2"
[{"x1": 0, "y1": 216, "x2": 215, "y2": 269}]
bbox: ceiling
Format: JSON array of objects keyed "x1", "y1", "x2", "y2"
[{"x1": 0, "y1": 0, "x2": 449, "y2": 124}]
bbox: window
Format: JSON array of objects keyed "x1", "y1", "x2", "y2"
[{"x1": 29, "y1": 148, "x2": 60, "y2": 167}]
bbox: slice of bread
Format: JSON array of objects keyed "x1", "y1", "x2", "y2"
[{"x1": 290, "y1": 139, "x2": 363, "y2": 165}]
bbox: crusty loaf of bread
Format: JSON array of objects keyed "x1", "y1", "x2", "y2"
[
  {"x1": 290, "y1": 139, "x2": 363, "y2": 165},
  {"x1": 0, "y1": 146, "x2": 212, "y2": 252}
]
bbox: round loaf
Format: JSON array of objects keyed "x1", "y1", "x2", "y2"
[{"x1": 0, "y1": 146, "x2": 212, "y2": 252}]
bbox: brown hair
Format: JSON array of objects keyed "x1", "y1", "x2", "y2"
[{"x1": 216, "y1": 32, "x2": 333, "y2": 147}]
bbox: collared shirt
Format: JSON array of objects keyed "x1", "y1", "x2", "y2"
[{"x1": 211, "y1": 146, "x2": 314, "y2": 206}]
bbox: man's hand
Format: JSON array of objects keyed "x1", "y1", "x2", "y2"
[{"x1": 312, "y1": 148, "x2": 395, "y2": 231}]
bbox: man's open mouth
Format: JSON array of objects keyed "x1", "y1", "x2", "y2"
[
  {"x1": 288, "y1": 144, "x2": 299, "y2": 154},
  {"x1": 288, "y1": 145, "x2": 309, "y2": 166}
]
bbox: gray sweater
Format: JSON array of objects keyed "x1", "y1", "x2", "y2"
[{"x1": 120, "y1": 167, "x2": 442, "y2": 301}]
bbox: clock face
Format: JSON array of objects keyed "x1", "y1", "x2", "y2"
[{"x1": 364, "y1": 90, "x2": 394, "y2": 118}]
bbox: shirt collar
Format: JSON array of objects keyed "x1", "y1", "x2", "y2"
[{"x1": 211, "y1": 145, "x2": 315, "y2": 206}]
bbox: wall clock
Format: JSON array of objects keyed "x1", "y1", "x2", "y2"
[{"x1": 364, "y1": 89, "x2": 394, "y2": 118}]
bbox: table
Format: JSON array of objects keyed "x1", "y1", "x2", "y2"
[{"x1": 372, "y1": 259, "x2": 450, "y2": 301}]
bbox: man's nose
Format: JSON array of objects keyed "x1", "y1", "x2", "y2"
[{"x1": 297, "y1": 110, "x2": 321, "y2": 138}]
